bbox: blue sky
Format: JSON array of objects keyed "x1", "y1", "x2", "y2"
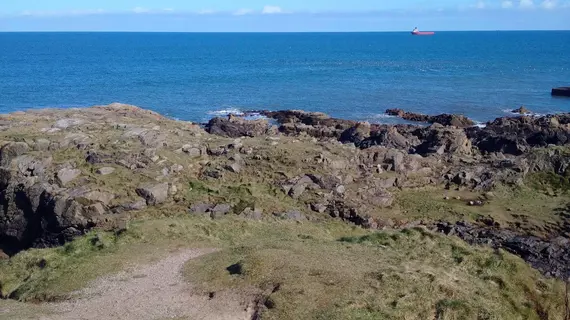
[{"x1": 1, "y1": 0, "x2": 569, "y2": 31}]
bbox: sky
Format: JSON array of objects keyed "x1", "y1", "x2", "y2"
[{"x1": 0, "y1": 0, "x2": 569, "y2": 31}]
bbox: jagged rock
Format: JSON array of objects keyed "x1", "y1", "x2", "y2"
[
  {"x1": 56, "y1": 168, "x2": 81, "y2": 186},
  {"x1": 386, "y1": 109, "x2": 474, "y2": 128},
  {"x1": 136, "y1": 183, "x2": 169, "y2": 206},
  {"x1": 189, "y1": 203, "x2": 213, "y2": 215},
  {"x1": 206, "y1": 115, "x2": 270, "y2": 138},
  {"x1": 289, "y1": 183, "x2": 306, "y2": 199},
  {"x1": 121, "y1": 198, "x2": 148, "y2": 211},
  {"x1": 182, "y1": 144, "x2": 204, "y2": 158},
  {"x1": 512, "y1": 106, "x2": 531, "y2": 114},
  {"x1": 210, "y1": 204, "x2": 232, "y2": 219},
  {"x1": 15, "y1": 156, "x2": 52, "y2": 177},
  {"x1": 370, "y1": 190, "x2": 394, "y2": 208},
  {"x1": 339, "y1": 122, "x2": 371, "y2": 145},
  {"x1": 0, "y1": 142, "x2": 29, "y2": 166},
  {"x1": 384, "y1": 149, "x2": 405, "y2": 173},
  {"x1": 469, "y1": 115, "x2": 570, "y2": 155},
  {"x1": 138, "y1": 130, "x2": 167, "y2": 148},
  {"x1": 414, "y1": 125, "x2": 472, "y2": 156},
  {"x1": 96, "y1": 167, "x2": 115, "y2": 175},
  {"x1": 60, "y1": 133, "x2": 92, "y2": 149},
  {"x1": 85, "y1": 203, "x2": 106, "y2": 218},
  {"x1": 435, "y1": 221, "x2": 570, "y2": 279}
]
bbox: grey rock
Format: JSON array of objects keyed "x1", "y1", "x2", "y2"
[
  {"x1": 189, "y1": 203, "x2": 213, "y2": 215},
  {"x1": 311, "y1": 203, "x2": 328, "y2": 213},
  {"x1": 122, "y1": 198, "x2": 148, "y2": 211},
  {"x1": 54, "y1": 118, "x2": 85, "y2": 129},
  {"x1": 85, "y1": 203, "x2": 106, "y2": 218},
  {"x1": 182, "y1": 144, "x2": 203, "y2": 158},
  {"x1": 96, "y1": 167, "x2": 116, "y2": 175},
  {"x1": 275, "y1": 210, "x2": 306, "y2": 221},
  {"x1": 377, "y1": 177, "x2": 397, "y2": 189},
  {"x1": 136, "y1": 183, "x2": 169, "y2": 206},
  {"x1": 335, "y1": 185, "x2": 346, "y2": 195},
  {"x1": 138, "y1": 130, "x2": 167, "y2": 148},
  {"x1": 60, "y1": 133, "x2": 92, "y2": 149},
  {"x1": 0, "y1": 142, "x2": 29, "y2": 166},
  {"x1": 204, "y1": 169, "x2": 222, "y2": 179},
  {"x1": 288, "y1": 183, "x2": 306, "y2": 199},
  {"x1": 210, "y1": 204, "x2": 232, "y2": 219},
  {"x1": 56, "y1": 168, "x2": 81, "y2": 186},
  {"x1": 76, "y1": 190, "x2": 115, "y2": 206},
  {"x1": 34, "y1": 138, "x2": 51, "y2": 151},
  {"x1": 226, "y1": 162, "x2": 242, "y2": 173}
]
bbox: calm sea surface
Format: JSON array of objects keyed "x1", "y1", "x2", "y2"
[{"x1": 1, "y1": 31, "x2": 569, "y2": 123}]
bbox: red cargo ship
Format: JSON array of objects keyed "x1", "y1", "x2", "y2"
[{"x1": 411, "y1": 27, "x2": 435, "y2": 36}]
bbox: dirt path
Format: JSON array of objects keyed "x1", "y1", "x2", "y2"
[{"x1": 39, "y1": 249, "x2": 253, "y2": 320}]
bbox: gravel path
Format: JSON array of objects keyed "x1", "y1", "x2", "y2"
[{"x1": 40, "y1": 249, "x2": 253, "y2": 320}]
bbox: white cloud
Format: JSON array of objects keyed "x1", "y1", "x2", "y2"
[
  {"x1": 475, "y1": 1, "x2": 486, "y2": 8},
  {"x1": 19, "y1": 9, "x2": 105, "y2": 17},
  {"x1": 133, "y1": 7, "x2": 149, "y2": 14},
  {"x1": 197, "y1": 9, "x2": 215, "y2": 15},
  {"x1": 233, "y1": 8, "x2": 254, "y2": 16},
  {"x1": 519, "y1": 0, "x2": 534, "y2": 8},
  {"x1": 262, "y1": 6, "x2": 284, "y2": 14},
  {"x1": 540, "y1": 0, "x2": 557, "y2": 8},
  {"x1": 502, "y1": 1, "x2": 514, "y2": 8}
]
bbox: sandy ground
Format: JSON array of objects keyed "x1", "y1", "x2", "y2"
[{"x1": 33, "y1": 249, "x2": 254, "y2": 320}]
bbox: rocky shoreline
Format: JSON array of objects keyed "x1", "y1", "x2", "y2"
[{"x1": 1, "y1": 103, "x2": 569, "y2": 281}]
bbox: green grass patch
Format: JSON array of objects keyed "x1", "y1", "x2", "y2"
[{"x1": 184, "y1": 227, "x2": 566, "y2": 320}]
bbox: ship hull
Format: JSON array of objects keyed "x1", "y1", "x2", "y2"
[{"x1": 411, "y1": 31, "x2": 435, "y2": 36}]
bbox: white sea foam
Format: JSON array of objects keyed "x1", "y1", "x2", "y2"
[{"x1": 207, "y1": 108, "x2": 244, "y2": 116}]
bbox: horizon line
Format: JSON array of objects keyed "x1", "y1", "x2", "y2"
[{"x1": 1, "y1": 29, "x2": 570, "y2": 33}]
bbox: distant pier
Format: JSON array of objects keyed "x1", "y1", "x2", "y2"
[{"x1": 552, "y1": 87, "x2": 570, "y2": 97}]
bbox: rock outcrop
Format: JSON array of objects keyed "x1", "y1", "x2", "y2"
[{"x1": 386, "y1": 109, "x2": 475, "y2": 128}]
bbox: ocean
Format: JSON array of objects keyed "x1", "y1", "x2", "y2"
[{"x1": 0, "y1": 31, "x2": 569, "y2": 124}]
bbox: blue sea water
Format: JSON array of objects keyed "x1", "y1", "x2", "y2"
[{"x1": 0, "y1": 31, "x2": 569, "y2": 124}]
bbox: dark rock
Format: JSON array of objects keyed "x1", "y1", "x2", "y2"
[
  {"x1": 203, "y1": 169, "x2": 222, "y2": 179},
  {"x1": 136, "y1": 183, "x2": 169, "y2": 206},
  {"x1": 0, "y1": 142, "x2": 29, "y2": 166},
  {"x1": 339, "y1": 122, "x2": 371, "y2": 145},
  {"x1": 206, "y1": 115, "x2": 270, "y2": 138},
  {"x1": 435, "y1": 221, "x2": 570, "y2": 280},
  {"x1": 386, "y1": 109, "x2": 475, "y2": 128},
  {"x1": 512, "y1": 106, "x2": 531, "y2": 114}
]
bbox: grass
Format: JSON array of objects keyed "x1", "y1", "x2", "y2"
[
  {"x1": 387, "y1": 184, "x2": 568, "y2": 236},
  {"x1": 184, "y1": 226, "x2": 566, "y2": 320},
  {"x1": 4, "y1": 216, "x2": 565, "y2": 319}
]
